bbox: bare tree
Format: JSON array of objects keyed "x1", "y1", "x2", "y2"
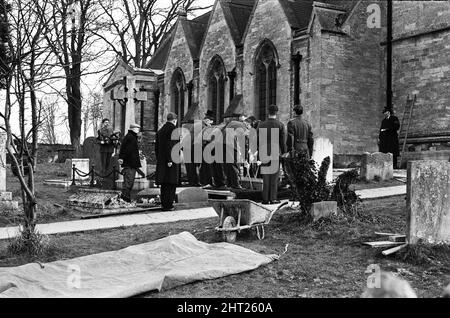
[
  {"x1": 82, "y1": 90, "x2": 102, "y2": 140},
  {"x1": 0, "y1": 0, "x2": 11, "y2": 88},
  {"x1": 1, "y1": 0, "x2": 53, "y2": 233},
  {"x1": 39, "y1": 98, "x2": 61, "y2": 144},
  {"x1": 33, "y1": 0, "x2": 113, "y2": 156},
  {"x1": 97, "y1": 0, "x2": 212, "y2": 68}
]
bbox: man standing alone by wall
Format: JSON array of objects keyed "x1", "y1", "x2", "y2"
[
  {"x1": 118, "y1": 123, "x2": 142, "y2": 202},
  {"x1": 287, "y1": 105, "x2": 314, "y2": 158},
  {"x1": 379, "y1": 107, "x2": 400, "y2": 168},
  {"x1": 155, "y1": 112, "x2": 180, "y2": 211}
]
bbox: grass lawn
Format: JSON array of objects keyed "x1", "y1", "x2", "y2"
[{"x1": 1, "y1": 195, "x2": 449, "y2": 298}]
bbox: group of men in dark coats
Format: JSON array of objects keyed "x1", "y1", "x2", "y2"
[
  {"x1": 109, "y1": 100, "x2": 399, "y2": 207},
  {"x1": 157, "y1": 103, "x2": 314, "y2": 205}
]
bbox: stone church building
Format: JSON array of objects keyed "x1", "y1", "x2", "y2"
[{"x1": 103, "y1": 0, "x2": 450, "y2": 165}]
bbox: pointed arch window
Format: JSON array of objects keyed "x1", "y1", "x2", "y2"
[
  {"x1": 171, "y1": 68, "x2": 186, "y2": 125},
  {"x1": 207, "y1": 57, "x2": 226, "y2": 124},
  {"x1": 255, "y1": 41, "x2": 278, "y2": 121}
]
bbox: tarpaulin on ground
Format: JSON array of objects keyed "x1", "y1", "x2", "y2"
[{"x1": 0, "y1": 232, "x2": 278, "y2": 298}]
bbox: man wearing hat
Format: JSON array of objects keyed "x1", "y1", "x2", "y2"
[
  {"x1": 118, "y1": 123, "x2": 142, "y2": 202},
  {"x1": 258, "y1": 105, "x2": 286, "y2": 204},
  {"x1": 379, "y1": 107, "x2": 400, "y2": 168},
  {"x1": 287, "y1": 105, "x2": 314, "y2": 158},
  {"x1": 155, "y1": 112, "x2": 180, "y2": 211}
]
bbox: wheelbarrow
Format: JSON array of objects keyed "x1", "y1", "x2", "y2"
[{"x1": 209, "y1": 199, "x2": 288, "y2": 243}]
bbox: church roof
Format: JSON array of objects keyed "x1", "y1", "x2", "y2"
[
  {"x1": 147, "y1": 0, "x2": 359, "y2": 70},
  {"x1": 220, "y1": 0, "x2": 257, "y2": 45},
  {"x1": 182, "y1": 12, "x2": 212, "y2": 60},
  {"x1": 279, "y1": 0, "x2": 358, "y2": 31},
  {"x1": 146, "y1": 24, "x2": 176, "y2": 70},
  {"x1": 147, "y1": 12, "x2": 211, "y2": 70}
]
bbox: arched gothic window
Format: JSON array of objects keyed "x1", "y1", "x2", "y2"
[
  {"x1": 171, "y1": 68, "x2": 186, "y2": 125},
  {"x1": 255, "y1": 41, "x2": 278, "y2": 121},
  {"x1": 207, "y1": 56, "x2": 226, "y2": 124}
]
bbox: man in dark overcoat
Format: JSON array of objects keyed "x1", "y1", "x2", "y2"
[
  {"x1": 287, "y1": 105, "x2": 314, "y2": 158},
  {"x1": 379, "y1": 107, "x2": 400, "y2": 168},
  {"x1": 155, "y1": 112, "x2": 180, "y2": 211},
  {"x1": 118, "y1": 123, "x2": 142, "y2": 202},
  {"x1": 97, "y1": 118, "x2": 114, "y2": 175},
  {"x1": 258, "y1": 105, "x2": 286, "y2": 204}
]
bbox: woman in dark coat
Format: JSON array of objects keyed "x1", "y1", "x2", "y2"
[
  {"x1": 379, "y1": 107, "x2": 400, "y2": 168},
  {"x1": 155, "y1": 112, "x2": 180, "y2": 211}
]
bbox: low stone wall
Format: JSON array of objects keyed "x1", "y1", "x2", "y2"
[{"x1": 333, "y1": 154, "x2": 364, "y2": 168}]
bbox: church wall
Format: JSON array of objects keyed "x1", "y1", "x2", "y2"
[
  {"x1": 242, "y1": 0, "x2": 292, "y2": 124},
  {"x1": 199, "y1": 1, "x2": 236, "y2": 116},
  {"x1": 163, "y1": 20, "x2": 194, "y2": 128},
  {"x1": 392, "y1": 1, "x2": 450, "y2": 137},
  {"x1": 318, "y1": 1, "x2": 385, "y2": 154},
  {"x1": 291, "y1": 16, "x2": 324, "y2": 140}
]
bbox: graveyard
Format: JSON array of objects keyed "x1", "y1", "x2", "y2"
[
  {"x1": 0, "y1": 158, "x2": 449, "y2": 298},
  {"x1": 1, "y1": 0, "x2": 450, "y2": 300}
]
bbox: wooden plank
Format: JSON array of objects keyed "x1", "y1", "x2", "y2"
[
  {"x1": 374, "y1": 232, "x2": 399, "y2": 236},
  {"x1": 363, "y1": 241, "x2": 405, "y2": 248},
  {"x1": 382, "y1": 244, "x2": 408, "y2": 256}
]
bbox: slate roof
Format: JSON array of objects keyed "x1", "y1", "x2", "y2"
[
  {"x1": 147, "y1": 12, "x2": 211, "y2": 70},
  {"x1": 220, "y1": 0, "x2": 257, "y2": 45},
  {"x1": 146, "y1": 24, "x2": 176, "y2": 70},
  {"x1": 279, "y1": 0, "x2": 358, "y2": 31},
  {"x1": 182, "y1": 12, "x2": 212, "y2": 60},
  {"x1": 147, "y1": 0, "x2": 359, "y2": 70}
]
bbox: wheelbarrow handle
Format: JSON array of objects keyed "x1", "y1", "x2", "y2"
[{"x1": 267, "y1": 201, "x2": 289, "y2": 223}]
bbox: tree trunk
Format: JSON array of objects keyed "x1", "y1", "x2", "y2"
[{"x1": 66, "y1": 68, "x2": 82, "y2": 156}]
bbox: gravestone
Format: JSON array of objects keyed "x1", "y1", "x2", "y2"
[
  {"x1": 116, "y1": 157, "x2": 149, "y2": 190},
  {"x1": 82, "y1": 137, "x2": 102, "y2": 171},
  {"x1": 312, "y1": 137, "x2": 333, "y2": 183},
  {"x1": 176, "y1": 187, "x2": 209, "y2": 204},
  {"x1": 360, "y1": 152, "x2": 393, "y2": 181},
  {"x1": 0, "y1": 131, "x2": 19, "y2": 210},
  {"x1": 310, "y1": 201, "x2": 337, "y2": 222},
  {"x1": 407, "y1": 160, "x2": 450, "y2": 244}
]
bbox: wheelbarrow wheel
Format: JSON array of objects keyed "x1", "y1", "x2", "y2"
[{"x1": 222, "y1": 216, "x2": 237, "y2": 243}]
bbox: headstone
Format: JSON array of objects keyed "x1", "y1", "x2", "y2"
[
  {"x1": 0, "y1": 131, "x2": 19, "y2": 210},
  {"x1": 360, "y1": 152, "x2": 393, "y2": 181},
  {"x1": 116, "y1": 157, "x2": 149, "y2": 190},
  {"x1": 66, "y1": 158, "x2": 90, "y2": 181},
  {"x1": 82, "y1": 137, "x2": 102, "y2": 171},
  {"x1": 312, "y1": 137, "x2": 333, "y2": 182},
  {"x1": 310, "y1": 201, "x2": 337, "y2": 222},
  {"x1": 176, "y1": 187, "x2": 209, "y2": 203},
  {"x1": 407, "y1": 160, "x2": 450, "y2": 244}
]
